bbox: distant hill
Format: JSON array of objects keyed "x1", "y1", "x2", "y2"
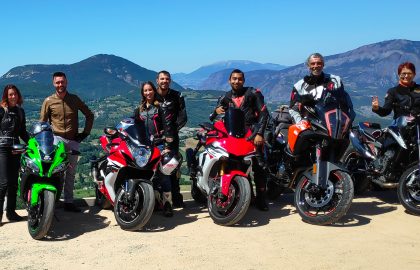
[
  {"x1": 172, "y1": 60, "x2": 287, "y2": 89},
  {"x1": 199, "y1": 39, "x2": 420, "y2": 107},
  {"x1": 0, "y1": 54, "x2": 184, "y2": 99}
]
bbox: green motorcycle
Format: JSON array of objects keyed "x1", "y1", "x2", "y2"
[{"x1": 13, "y1": 122, "x2": 78, "y2": 240}]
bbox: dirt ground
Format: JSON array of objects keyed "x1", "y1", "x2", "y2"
[{"x1": 0, "y1": 191, "x2": 419, "y2": 270}]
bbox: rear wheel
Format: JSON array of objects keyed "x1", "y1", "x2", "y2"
[
  {"x1": 295, "y1": 170, "x2": 354, "y2": 225},
  {"x1": 95, "y1": 185, "x2": 112, "y2": 209},
  {"x1": 114, "y1": 181, "x2": 155, "y2": 231},
  {"x1": 342, "y1": 148, "x2": 370, "y2": 194},
  {"x1": 208, "y1": 176, "x2": 251, "y2": 226},
  {"x1": 398, "y1": 165, "x2": 420, "y2": 215},
  {"x1": 191, "y1": 180, "x2": 207, "y2": 204},
  {"x1": 28, "y1": 189, "x2": 56, "y2": 240}
]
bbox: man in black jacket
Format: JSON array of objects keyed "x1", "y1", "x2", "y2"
[
  {"x1": 155, "y1": 70, "x2": 187, "y2": 208},
  {"x1": 211, "y1": 69, "x2": 269, "y2": 211}
]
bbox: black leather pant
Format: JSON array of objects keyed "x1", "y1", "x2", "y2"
[{"x1": 0, "y1": 147, "x2": 20, "y2": 215}]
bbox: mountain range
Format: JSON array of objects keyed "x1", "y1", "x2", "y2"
[
  {"x1": 172, "y1": 60, "x2": 287, "y2": 89},
  {"x1": 199, "y1": 39, "x2": 420, "y2": 104},
  {"x1": 1, "y1": 39, "x2": 419, "y2": 108},
  {"x1": 0, "y1": 54, "x2": 184, "y2": 99}
]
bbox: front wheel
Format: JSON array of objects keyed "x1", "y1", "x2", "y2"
[
  {"x1": 28, "y1": 189, "x2": 56, "y2": 240},
  {"x1": 398, "y1": 165, "x2": 420, "y2": 215},
  {"x1": 294, "y1": 170, "x2": 354, "y2": 225},
  {"x1": 208, "y1": 176, "x2": 251, "y2": 226},
  {"x1": 114, "y1": 181, "x2": 155, "y2": 231}
]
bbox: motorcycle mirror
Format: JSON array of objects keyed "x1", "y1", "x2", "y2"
[
  {"x1": 199, "y1": 122, "x2": 214, "y2": 131},
  {"x1": 104, "y1": 127, "x2": 117, "y2": 136},
  {"x1": 11, "y1": 144, "x2": 27, "y2": 154}
]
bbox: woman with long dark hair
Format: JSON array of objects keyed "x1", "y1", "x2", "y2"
[
  {"x1": 0, "y1": 84, "x2": 29, "y2": 225},
  {"x1": 133, "y1": 81, "x2": 173, "y2": 217}
]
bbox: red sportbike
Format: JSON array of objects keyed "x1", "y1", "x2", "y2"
[
  {"x1": 91, "y1": 118, "x2": 164, "y2": 231},
  {"x1": 186, "y1": 108, "x2": 256, "y2": 225}
]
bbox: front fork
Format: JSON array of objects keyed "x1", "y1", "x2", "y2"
[
  {"x1": 312, "y1": 144, "x2": 344, "y2": 189},
  {"x1": 217, "y1": 160, "x2": 248, "y2": 201}
]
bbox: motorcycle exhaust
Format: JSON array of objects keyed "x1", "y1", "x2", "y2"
[
  {"x1": 372, "y1": 179, "x2": 398, "y2": 189},
  {"x1": 90, "y1": 156, "x2": 106, "y2": 184}
]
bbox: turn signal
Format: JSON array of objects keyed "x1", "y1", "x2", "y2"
[{"x1": 312, "y1": 163, "x2": 317, "y2": 174}]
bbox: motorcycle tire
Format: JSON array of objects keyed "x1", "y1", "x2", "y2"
[
  {"x1": 95, "y1": 185, "x2": 112, "y2": 209},
  {"x1": 208, "y1": 176, "x2": 251, "y2": 226},
  {"x1": 397, "y1": 164, "x2": 420, "y2": 215},
  {"x1": 191, "y1": 181, "x2": 207, "y2": 204},
  {"x1": 294, "y1": 170, "x2": 354, "y2": 225},
  {"x1": 28, "y1": 189, "x2": 56, "y2": 240},
  {"x1": 114, "y1": 181, "x2": 155, "y2": 231},
  {"x1": 342, "y1": 148, "x2": 370, "y2": 195}
]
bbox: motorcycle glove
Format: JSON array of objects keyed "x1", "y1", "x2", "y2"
[{"x1": 75, "y1": 132, "x2": 89, "y2": 143}]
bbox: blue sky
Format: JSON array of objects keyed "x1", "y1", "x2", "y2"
[{"x1": 2, "y1": 0, "x2": 420, "y2": 76}]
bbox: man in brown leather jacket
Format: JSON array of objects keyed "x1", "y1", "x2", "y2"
[{"x1": 40, "y1": 72, "x2": 94, "y2": 212}]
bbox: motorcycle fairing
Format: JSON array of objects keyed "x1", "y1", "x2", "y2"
[
  {"x1": 108, "y1": 139, "x2": 132, "y2": 167},
  {"x1": 324, "y1": 109, "x2": 351, "y2": 139},
  {"x1": 383, "y1": 126, "x2": 407, "y2": 149},
  {"x1": 288, "y1": 120, "x2": 311, "y2": 153},
  {"x1": 211, "y1": 121, "x2": 255, "y2": 156},
  {"x1": 349, "y1": 131, "x2": 377, "y2": 160}
]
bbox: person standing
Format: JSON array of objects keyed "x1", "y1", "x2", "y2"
[
  {"x1": 211, "y1": 69, "x2": 269, "y2": 211},
  {"x1": 0, "y1": 84, "x2": 29, "y2": 224},
  {"x1": 134, "y1": 81, "x2": 174, "y2": 217},
  {"x1": 155, "y1": 71, "x2": 187, "y2": 208},
  {"x1": 40, "y1": 72, "x2": 94, "y2": 212}
]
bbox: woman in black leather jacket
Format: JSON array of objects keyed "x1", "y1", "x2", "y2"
[
  {"x1": 0, "y1": 84, "x2": 29, "y2": 225},
  {"x1": 133, "y1": 81, "x2": 173, "y2": 217},
  {"x1": 372, "y1": 62, "x2": 420, "y2": 119}
]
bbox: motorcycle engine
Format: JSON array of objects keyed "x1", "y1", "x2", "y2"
[{"x1": 373, "y1": 149, "x2": 395, "y2": 174}]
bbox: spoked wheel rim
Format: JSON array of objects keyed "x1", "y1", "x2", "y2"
[
  {"x1": 209, "y1": 179, "x2": 240, "y2": 218},
  {"x1": 116, "y1": 186, "x2": 144, "y2": 224},
  {"x1": 297, "y1": 173, "x2": 344, "y2": 217}
]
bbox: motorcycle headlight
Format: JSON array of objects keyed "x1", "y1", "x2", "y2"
[
  {"x1": 25, "y1": 158, "x2": 40, "y2": 173},
  {"x1": 51, "y1": 162, "x2": 68, "y2": 174},
  {"x1": 131, "y1": 146, "x2": 151, "y2": 168}
]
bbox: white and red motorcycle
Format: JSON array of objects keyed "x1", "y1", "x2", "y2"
[
  {"x1": 90, "y1": 118, "x2": 179, "y2": 230},
  {"x1": 186, "y1": 108, "x2": 256, "y2": 226}
]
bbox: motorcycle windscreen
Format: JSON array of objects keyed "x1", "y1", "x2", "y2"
[
  {"x1": 324, "y1": 109, "x2": 351, "y2": 139},
  {"x1": 224, "y1": 107, "x2": 246, "y2": 138},
  {"x1": 34, "y1": 130, "x2": 55, "y2": 156},
  {"x1": 125, "y1": 120, "x2": 151, "y2": 146}
]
